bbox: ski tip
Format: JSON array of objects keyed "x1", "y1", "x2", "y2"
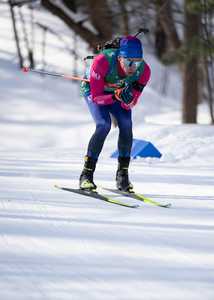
[
  {"x1": 54, "y1": 184, "x2": 60, "y2": 189},
  {"x1": 134, "y1": 204, "x2": 140, "y2": 208},
  {"x1": 160, "y1": 203, "x2": 171, "y2": 208}
]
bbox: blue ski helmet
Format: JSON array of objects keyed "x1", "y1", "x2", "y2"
[{"x1": 119, "y1": 36, "x2": 143, "y2": 59}]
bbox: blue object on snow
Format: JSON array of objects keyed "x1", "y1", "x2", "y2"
[{"x1": 111, "y1": 139, "x2": 162, "y2": 159}]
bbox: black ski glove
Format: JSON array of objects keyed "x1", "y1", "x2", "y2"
[{"x1": 114, "y1": 84, "x2": 133, "y2": 104}]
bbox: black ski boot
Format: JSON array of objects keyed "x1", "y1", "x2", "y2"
[
  {"x1": 116, "y1": 157, "x2": 133, "y2": 192},
  {"x1": 79, "y1": 156, "x2": 97, "y2": 190}
]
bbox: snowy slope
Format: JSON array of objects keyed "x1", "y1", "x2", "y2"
[{"x1": 0, "y1": 4, "x2": 214, "y2": 300}]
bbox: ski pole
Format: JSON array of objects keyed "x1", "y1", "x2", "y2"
[
  {"x1": 22, "y1": 66, "x2": 123, "y2": 89},
  {"x1": 22, "y1": 66, "x2": 90, "y2": 82}
]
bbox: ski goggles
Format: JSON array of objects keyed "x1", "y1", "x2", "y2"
[{"x1": 122, "y1": 58, "x2": 142, "y2": 69}]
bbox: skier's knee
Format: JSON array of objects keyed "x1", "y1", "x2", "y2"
[
  {"x1": 118, "y1": 119, "x2": 132, "y2": 133},
  {"x1": 96, "y1": 121, "x2": 111, "y2": 136}
]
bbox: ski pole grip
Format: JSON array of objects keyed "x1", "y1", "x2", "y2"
[{"x1": 22, "y1": 66, "x2": 30, "y2": 73}]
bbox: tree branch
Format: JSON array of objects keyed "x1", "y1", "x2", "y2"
[{"x1": 41, "y1": 0, "x2": 102, "y2": 49}]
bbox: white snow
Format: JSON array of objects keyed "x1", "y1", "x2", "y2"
[{"x1": 0, "y1": 3, "x2": 214, "y2": 300}]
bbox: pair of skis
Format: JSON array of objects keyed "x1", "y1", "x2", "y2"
[{"x1": 55, "y1": 185, "x2": 171, "y2": 209}]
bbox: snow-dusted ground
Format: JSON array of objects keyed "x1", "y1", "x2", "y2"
[{"x1": 0, "y1": 3, "x2": 214, "y2": 300}]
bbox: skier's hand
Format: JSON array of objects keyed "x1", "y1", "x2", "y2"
[{"x1": 114, "y1": 84, "x2": 133, "y2": 104}]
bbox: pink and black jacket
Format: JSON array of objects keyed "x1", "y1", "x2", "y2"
[{"x1": 81, "y1": 48, "x2": 151, "y2": 110}]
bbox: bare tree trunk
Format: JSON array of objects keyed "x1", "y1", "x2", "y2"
[
  {"x1": 154, "y1": 15, "x2": 167, "y2": 59},
  {"x1": 182, "y1": 58, "x2": 198, "y2": 123},
  {"x1": 155, "y1": 0, "x2": 201, "y2": 123},
  {"x1": 204, "y1": 58, "x2": 214, "y2": 123},
  {"x1": 118, "y1": 0, "x2": 129, "y2": 35},
  {"x1": 8, "y1": 0, "x2": 23, "y2": 68},
  {"x1": 182, "y1": 1, "x2": 200, "y2": 123},
  {"x1": 203, "y1": 0, "x2": 214, "y2": 124},
  {"x1": 155, "y1": 0, "x2": 181, "y2": 50}
]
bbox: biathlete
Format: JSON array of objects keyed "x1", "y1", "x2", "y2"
[{"x1": 79, "y1": 35, "x2": 151, "y2": 192}]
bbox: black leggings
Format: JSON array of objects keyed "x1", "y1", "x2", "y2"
[{"x1": 85, "y1": 95, "x2": 133, "y2": 159}]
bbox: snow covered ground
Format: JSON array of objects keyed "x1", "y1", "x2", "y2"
[{"x1": 0, "y1": 3, "x2": 214, "y2": 300}]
